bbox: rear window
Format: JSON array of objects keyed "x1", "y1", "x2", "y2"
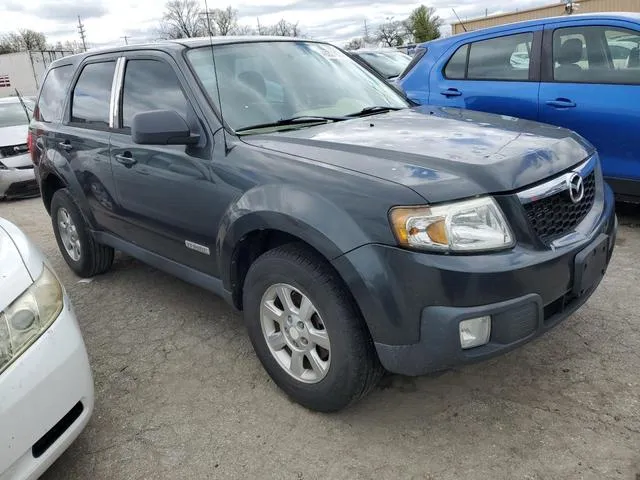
[
  {"x1": 398, "y1": 47, "x2": 427, "y2": 80},
  {"x1": 71, "y1": 61, "x2": 116, "y2": 128},
  {"x1": 37, "y1": 65, "x2": 73, "y2": 123}
]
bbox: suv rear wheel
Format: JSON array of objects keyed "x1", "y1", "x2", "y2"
[
  {"x1": 243, "y1": 243, "x2": 383, "y2": 412},
  {"x1": 51, "y1": 189, "x2": 114, "y2": 277}
]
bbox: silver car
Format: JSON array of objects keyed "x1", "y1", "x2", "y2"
[{"x1": 0, "y1": 97, "x2": 38, "y2": 200}]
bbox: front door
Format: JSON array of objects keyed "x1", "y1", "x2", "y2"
[
  {"x1": 539, "y1": 21, "x2": 640, "y2": 196},
  {"x1": 429, "y1": 29, "x2": 542, "y2": 121},
  {"x1": 108, "y1": 53, "x2": 220, "y2": 275},
  {"x1": 53, "y1": 58, "x2": 120, "y2": 233}
]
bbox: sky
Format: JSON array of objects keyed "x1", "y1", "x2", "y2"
[{"x1": 0, "y1": 0, "x2": 557, "y2": 48}]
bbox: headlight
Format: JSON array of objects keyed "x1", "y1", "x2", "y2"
[
  {"x1": 0, "y1": 265, "x2": 63, "y2": 374},
  {"x1": 389, "y1": 197, "x2": 514, "y2": 252}
]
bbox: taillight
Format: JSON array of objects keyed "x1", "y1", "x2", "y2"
[{"x1": 27, "y1": 130, "x2": 38, "y2": 165}]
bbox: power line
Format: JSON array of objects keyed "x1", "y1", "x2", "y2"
[{"x1": 77, "y1": 16, "x2": 87, "y2": 51}]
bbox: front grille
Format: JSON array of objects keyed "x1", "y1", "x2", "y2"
[
  {"x1": 0, "y1": 143, "x2": 28, "y2": 158},
  {"x1": 524, "y1": 171, "x2": 596, "y2": 243}
]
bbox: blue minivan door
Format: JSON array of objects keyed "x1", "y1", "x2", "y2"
[
  {"x1": 428, "y1": 29, "x2": 542, "y2": 121},
  {"x1": 539, "y1": 20, "x2": 640, "y2": 198}
]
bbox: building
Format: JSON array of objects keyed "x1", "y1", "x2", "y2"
[
  {"x1": 452, "y1": 0, "x2": 640, "y2": 35},
  {"x1": 0, "y1": 50, "x2": 71, "y2": 98}
]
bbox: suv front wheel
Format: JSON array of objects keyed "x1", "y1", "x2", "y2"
[
  {"x1": 243, "y1": 243, "x2": 383, "y2": 412},
  {"x1": 51, "y1": 189, "x2": 114, "y2": 277}
]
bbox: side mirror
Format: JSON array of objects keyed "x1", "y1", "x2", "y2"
[{"x1": 131, "y1": 110, "x2": 200, "y2": 145}]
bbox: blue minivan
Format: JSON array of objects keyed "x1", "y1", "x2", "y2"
[{"x1": 398, "y1": 13, "x2": 640, "y2": 202}]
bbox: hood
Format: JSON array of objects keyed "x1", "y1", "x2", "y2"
[
  {"x1": 0, "y1": 124, "x2": 28, "y2": 148},
  {"x1": 242, "y1": 106, "x2": 594, "y2": 203},
  {"x1": 0, "y1": 221, "x2": 33, "y2": 312}
]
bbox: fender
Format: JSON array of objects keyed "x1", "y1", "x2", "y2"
[
  {"x1": 39, "y1": 147, "x2": 100, "y2": 229},
  {"x1": 217, "y1": 184, "x2": 372, "y2": 291}
]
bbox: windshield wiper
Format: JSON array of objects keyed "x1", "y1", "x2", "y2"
[
  {"x1": 235, "y1": 115, "x2": 347, "y2": 133},
  {"x1": 346, "y1": 106, "x2": 403, "y2": 117}
]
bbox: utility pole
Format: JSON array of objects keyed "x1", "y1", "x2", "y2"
[
  {"x1": 199, "y1": 10, "x2": 215, "y2": 36},
  {"x1": 121, "y1": 36, "x2": 129, "y2": 45},
  {"x1": 257, "y1": 17, "x2": 262, "y2": 35},
  {"x1": 77, "y1": 16, "x2": 87, "y2": 52},
  {"x1": 363, "y1": 19, "x2": 370, "y2": 44}
]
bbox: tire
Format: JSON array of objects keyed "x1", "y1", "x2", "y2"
[
  {"x1": 243, "y1": 243, "x2": 383, "y2": 412},
  {"x1": 50, "y1": 188, "x2": 114, "y2": 277}
]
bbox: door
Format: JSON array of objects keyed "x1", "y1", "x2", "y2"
[
  {"x1": 539, "y1": 21, "x2": 640, "y2": 194},
  {"x1": 108, "y1": 53, "x2": 221, "y2": 275},
  {"x1": 429, "y1": 30, "x2": 542, "y2": 121},
  {"x1": 53, "y1": 58, "x2": 120, "y2": 232}
]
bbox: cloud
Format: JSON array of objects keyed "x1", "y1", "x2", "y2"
[
  {"x1": 38, "y1": 1, "x2": 108, "y2": 21},
  {"x1": 0, "y1": 0, "x2": 557, "y2": 47}
]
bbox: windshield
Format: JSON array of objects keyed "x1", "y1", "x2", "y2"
[
  {"x1": 187, "y1": 41, "x2": 409, "y2": 133},
  {"x1": 0, "y1": 101, "x2": 30, "y2": 128},
  {"x1": 357, "y1": 51, "x2": 412, "y2": 78}
]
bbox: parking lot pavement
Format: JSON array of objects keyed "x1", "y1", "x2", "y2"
[{"x1": 1, "y1": 197, "x2": 639, "y2": 480}]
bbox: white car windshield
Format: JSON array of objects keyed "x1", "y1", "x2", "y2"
[
  {"x1": 187, "y1": 41, "x2": 409, "y2": 133},
  {"x1": 357, "y1": 51, "x2": 412, "y2": 78},
  {"x1": 0, "y1": 101, "x2": 29, "y2": 128}
]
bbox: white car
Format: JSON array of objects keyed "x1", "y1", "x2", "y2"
[
  {"x1": 0, "y1": 218, "x2": 94, "y2": 480},
  {"x1": 0, "y1": 97, "x2": 38, "y2": 200}
]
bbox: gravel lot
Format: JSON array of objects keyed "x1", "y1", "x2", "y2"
[{"x1": 1, "y1": 197, "x2": 639, "y2": 480}]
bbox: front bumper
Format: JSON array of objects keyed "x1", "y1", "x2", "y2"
[
  {"x1": 0, "y1": 298, "x2": 94, "y2": 480},
  {"x1": 333, "y1": 185, "x2": 617, "y2": 376},
  {"x1": 0, "y1": 167, "x2": 38, "y2": 199}
]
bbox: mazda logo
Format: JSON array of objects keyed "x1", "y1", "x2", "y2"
[{"x1": 568, "y1": 173, "x2": 585, "y2": 203}]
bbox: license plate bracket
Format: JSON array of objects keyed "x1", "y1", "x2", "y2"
[{"x1": 572, "y1": 234, "x2": 609, "y2": 297}]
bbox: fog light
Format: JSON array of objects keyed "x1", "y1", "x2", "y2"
[{"x1": 459, "y1": 316, "x2": 491, "y2": 349}]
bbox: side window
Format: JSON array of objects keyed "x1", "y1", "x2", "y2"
[
  {"x1": 444, "y1": 45, "x2": 468, "y2": 79},
  {"x1": 37, "y1": 65, "x2": 73, "y2": 123},
  {"x1": 553, "y1": 26, "x2": 640, "y2": 84},
  {"x1": 606, "y1": 28, "x2": 639, "y2": 82},
  {"x1": 467, "y1": 33, "x2": 533, "y2": 80},
  {"x1": 71, "y1": 61, "x2": 116, "y2": 127},
  {"x1": 121, "y1": 59, "x2": 188, "y2": 131}
]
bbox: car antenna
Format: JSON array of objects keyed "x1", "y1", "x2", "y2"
[
  {"x1": 452, "y1": 8, "x2": 467, "y2": 32},
  {"x1": 203, "y1": 0, "x2": 229, "y2": 154},
  {"x1": 14, "y1": 88, "x2": 31, "y2": 121}
]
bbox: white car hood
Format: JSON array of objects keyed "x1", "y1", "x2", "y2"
[
  {"x1": 0, "y1": 224, "x2": 33, "y2": 312},
  {"x1": 0, "y1": 125, "x2": 28, "y2": 148}
]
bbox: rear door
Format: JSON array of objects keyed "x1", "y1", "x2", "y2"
[
  {"x1": 428, "y1": 28, "x2": 542, "y2": 121},
  {"x1": 108, "y1": 51, "x2": 221, "y2": 274},
  {"x1": 50, "y1": 55, "x2": 120, "y2": 232},
  {"x1": 539, "y1": 20, "x2": 640, "y2": 197}
]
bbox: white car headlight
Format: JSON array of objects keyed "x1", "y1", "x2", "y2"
[
  {"x1": 389, "y1": 197, "x2": 514, "y2": 252},
  {"x1": 0, "y1": 265, "x2": 63, "y2": 374}
]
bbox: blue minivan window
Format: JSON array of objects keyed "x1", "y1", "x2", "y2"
[
  {"x1": 467, "y1": 33, "x2": 533, "y2": 81},
  {"x1": 553, "y1": 26, "x2": 640, "y2": 84}
]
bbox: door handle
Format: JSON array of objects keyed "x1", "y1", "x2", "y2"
[
  {"x1": 545, "y1": 99, "x2": 576, "y2": 108},
  {"x1": 440, "y1": 88, "x2": 462, "y2": 97},
  {"x1": 115, "y1": 153, "x2": 137, "y2": 167},
  {"x1": 58, "y1": 141, "x2": 73, "y2": 151}
]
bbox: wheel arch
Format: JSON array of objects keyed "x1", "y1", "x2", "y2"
[{"x1": 217, "y1": 185, "x2": 372, "y2": 311}]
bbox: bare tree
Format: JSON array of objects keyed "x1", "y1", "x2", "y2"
[
  {"x1": 266, "y1": 19, "x2": 302, "y2": 37},
  {"x1": 159, "y1": 0, "x2": 205, "y2": 39},
  {"x1": 344, "y1": 38, "x2": 365, "y2": 51},
  {"x1": 211, "y1": 6, "x2": 238, "y2": 36},
  {"x1": 376, "y1": 17, "x2": 408, "y2": 47},
  {"x1": 0, "y1": 30, "x2": 47, "y2": 53},
  {"x1": 235, "y1": 25, "x2": 254, "y2": 36}
]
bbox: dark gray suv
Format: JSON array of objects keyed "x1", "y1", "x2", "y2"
[{"x1": 29, "y1": 37, "x2": 617, "y2": 412}]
